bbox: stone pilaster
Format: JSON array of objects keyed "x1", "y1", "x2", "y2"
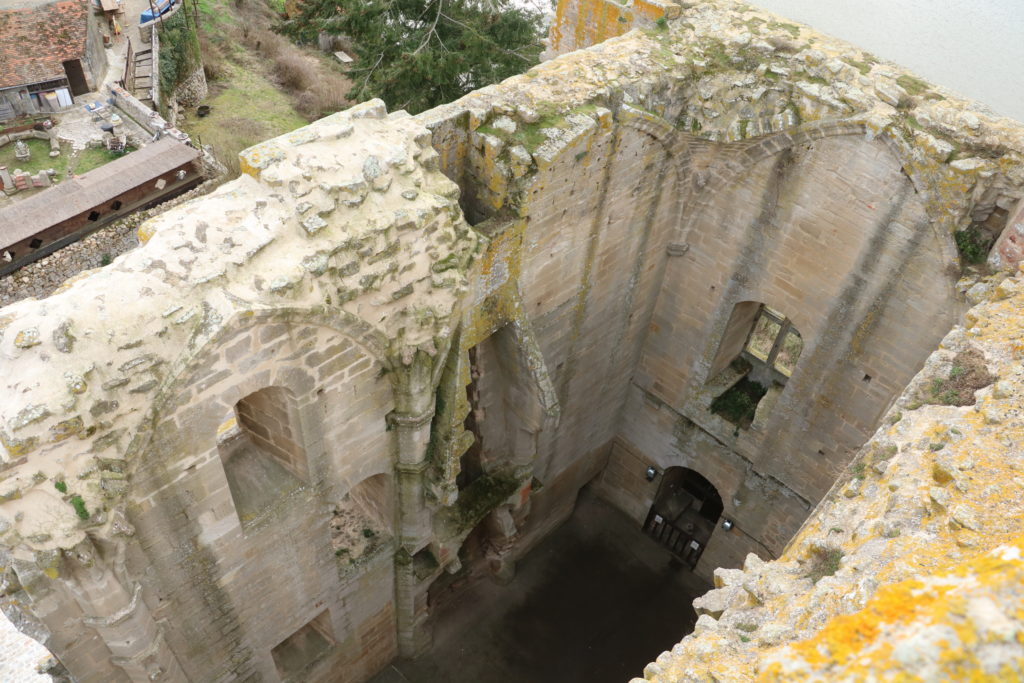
[{"x1": 65, "y1": 538, "x2": 186, "y2": 682}]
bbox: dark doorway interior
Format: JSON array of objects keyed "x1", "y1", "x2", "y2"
[
  {"x1": 642, "y1": 467, "x2": 723, "y2": 569},
  {"x1": 370, "y1": 490, "x2": 710, "y2": 683},
  {"x1": 62, "y1": 60, "x2": 88, "y2": 96}
]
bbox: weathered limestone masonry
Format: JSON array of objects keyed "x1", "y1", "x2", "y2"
[
  {"x1": 633, "y1": 272, "x2": 1024, "y2": 681},
  {"x1": 1, "y1": 0, "x2": 1023, "y2": 680},
  {"x1": 0, "y1": 100, "x2": 479, "y2": 681}
]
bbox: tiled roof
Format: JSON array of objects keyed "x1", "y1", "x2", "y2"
[{"x1": 0, "y1": 0, "x2": 90, "y2": 89}]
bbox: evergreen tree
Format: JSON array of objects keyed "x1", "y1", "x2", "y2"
[{"x1": 283, "y1": 0, "x2": 544, "y2": 114}]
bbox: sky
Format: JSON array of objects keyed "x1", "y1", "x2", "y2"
[{"x1": 748, "y1": 0, "x2": 1024, "y2": 122}]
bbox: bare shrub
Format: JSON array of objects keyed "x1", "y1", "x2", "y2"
[
  {"x1": 199, "y1": 35, "x2": 228, "y2": 81},
  {"x1": 273, "y1": 52, "x2": 317, "y2": 92},
  {"x1": 294, "y1": 91, "x2": 320, "y2": 120},
  {"x1": 294, "y1": 71, "x2": 351, "y2": 120},
  {"x1": 243, "y1": 28, "x2": 286, "y2": 61}
]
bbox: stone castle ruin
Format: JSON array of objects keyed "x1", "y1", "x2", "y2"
[{"x1": 2, "y1": 0, "x2": 1024, "y2": 680}]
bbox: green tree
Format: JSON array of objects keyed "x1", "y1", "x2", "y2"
[{"x1": 283, "y1": 0, "x2": 543, "y2": 114}]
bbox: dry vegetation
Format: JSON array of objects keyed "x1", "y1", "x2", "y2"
[
  {"x1": 921, "y1": 349, "x2": 996, "y2": 407},
  {"x1": 238, "y1": 24, "x2": 350, "y2": 120},
  {"x1": 179, "y1": 0, "x2": 351, "y2": 176}
]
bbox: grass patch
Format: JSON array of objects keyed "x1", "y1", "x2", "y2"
[
  {"x1": 177, "y1": 60, "x2": 307, "y2": 176},
  {"x1": 921, "y1": 349, "x2": 995, "y2": 407},
  {"x1": 196, "y1": 0, "x2": 238, "y2": 37},
  {"x1": 0, "y1": 138, "x2": 69, "y2": 177},
  {"x1": 805, "y1": 547, "x2": 843, "y2": 583},
  {"x1": 896, "y1": 74, "x2": 932, "y2": 97}
]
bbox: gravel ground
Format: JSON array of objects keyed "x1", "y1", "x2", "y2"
[{"x1": 0, "y1": 176, "x2": 221, "y2": 308}]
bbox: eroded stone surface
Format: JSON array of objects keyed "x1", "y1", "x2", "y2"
[
  {"x1": 1, "y1": 2, "x2": 1024, "y2": 681},
  {"x1": 0, "y1": 100, "x2": 477, "y2": 554},
  {"x1": 633, "y1": 267, "x2": 1024, "y2": 680}
]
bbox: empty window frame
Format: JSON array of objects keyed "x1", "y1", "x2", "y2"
[
  {"x1": 742, "y1": 305, "x2": 803, "y2": 379},
  {"x1": 216, "y1": 386, "x2": 308, "y2": 529}
]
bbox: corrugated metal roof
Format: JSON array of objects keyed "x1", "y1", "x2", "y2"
[{"x1": 0, "y1": 138, "x2": 200, "y2": 249}]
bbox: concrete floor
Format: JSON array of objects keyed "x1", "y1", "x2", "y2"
[{"x1": 371, "y1": 490, "x2": 711, "y2": 683}]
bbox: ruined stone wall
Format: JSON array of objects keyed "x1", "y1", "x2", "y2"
[
  {"x1": 543, "y1": 0, "x2": 677, "y2": 59},
  {"x1": 632, "y1": 265, "x2": 1024, "y2": 683},
  {"x1": 125, "y1": 323, "x2": 395, "y2": 681},
  {"x1": 0, "y1": 100, "x2": 479, "y2": 682},
  {"x1": 603, "y1": 128, "x2": 963, "y2": 573},
  {"x1": 2, "y1": 2, "x2": 1024, "y2": 681}
]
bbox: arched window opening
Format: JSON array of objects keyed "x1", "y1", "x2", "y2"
[
  {"x1": 217, "y1": 386, "x2": 307, "y2": 529},
  {"x1": 708, "y1": 303, "x2": 803, "y2": 429},
  {"x1": 330, "y1": 473, "x2": 393, "y2": 565},
  {"x1": 642, "y1": 467, "x2": 723, "y2": 569}
]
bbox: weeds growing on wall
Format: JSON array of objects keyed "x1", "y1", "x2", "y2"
[
  {"x1": 921, "y1": 349, "x2": 995, "y2": 406},
  {"x1": 710, "y1": 376, "x2": 767, "y2": 428},
  {"x1": 954, "y1": 226, "x2": 990, "y2": 265},
  {"x1": 159, "y1": 10, "x2": 203, "y2": 102},
  {"x1": 805, "y1": 547, "x2": 843, "y2": 583},
  {"x1": 69, "y1": 495, "x2": 90, "y2": 520}
]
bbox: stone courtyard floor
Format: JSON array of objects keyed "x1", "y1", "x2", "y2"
[
  {"x1": 371, "y1": 490, "x2": 711, "y2": 683},
  {"x1": 0, "y1": 491, "x2": 710, "y2": 682}
]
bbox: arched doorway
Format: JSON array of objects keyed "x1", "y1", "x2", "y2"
[{"x1": 642, "y1": 467, "x2": 723, "y2": 569}]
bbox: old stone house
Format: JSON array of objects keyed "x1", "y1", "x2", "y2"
[
  {"x1": 0, "y1": 0, "x2": 109, "y2": 121},
  {"x1": 1, "y1": 0, "x2": 1023, "y2": 681}
]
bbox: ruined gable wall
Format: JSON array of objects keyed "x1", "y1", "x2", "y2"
[
  {"x1": 634, "y1": 269, "x2": 1024, "y2": 683},
  {"x1": 0, "y1": 100, "x2": 478, "y2": 682}
]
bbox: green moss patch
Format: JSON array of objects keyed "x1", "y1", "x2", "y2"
[{"x1": 805, "y1": 547, "x2": 843, "y2": 583}]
